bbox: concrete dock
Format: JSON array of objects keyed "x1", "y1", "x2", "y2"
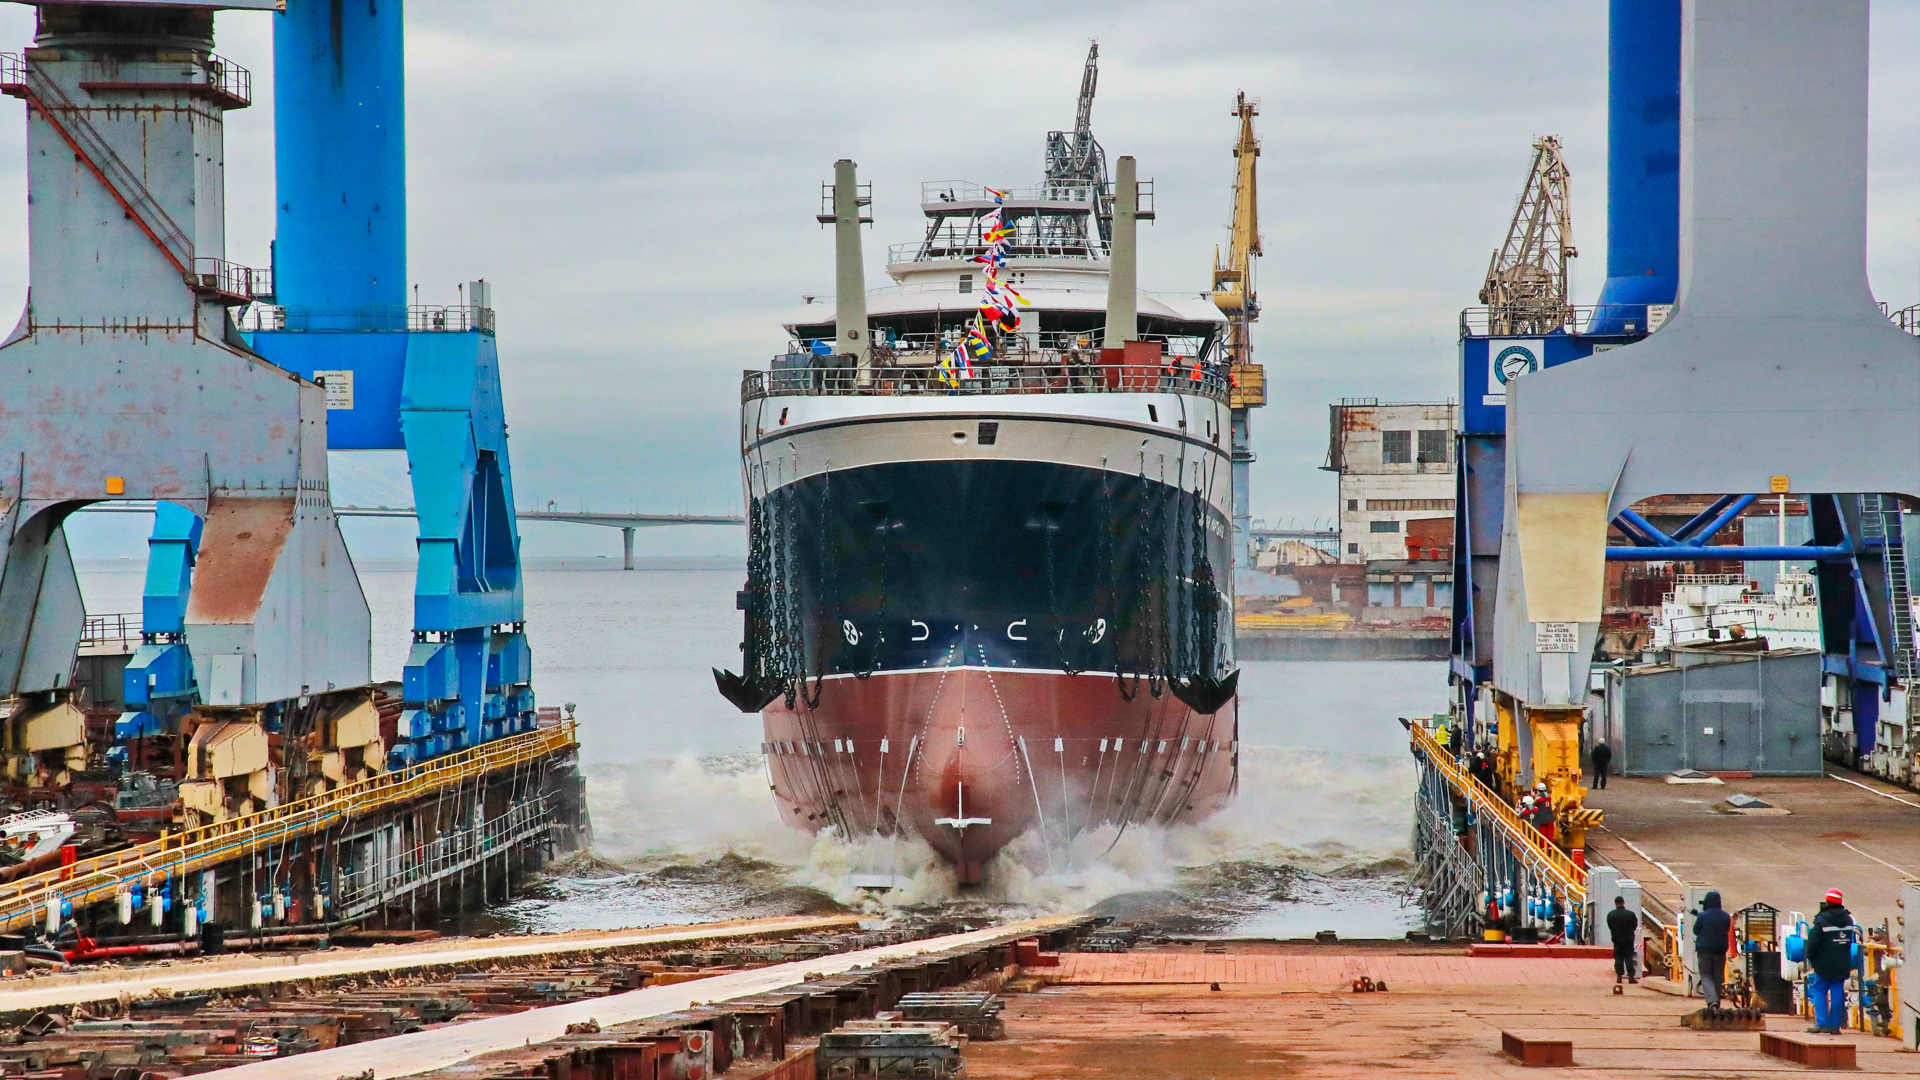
[
  {"x1": 0, "y1": 914, "x2": 862, "y2": 1014},
  {"x1": 1586, "y1": 767, "x2": 1920, "y2": 927},
  {"x1": 967, "y1": 943, "x2": 1920, "y2": 1078}
]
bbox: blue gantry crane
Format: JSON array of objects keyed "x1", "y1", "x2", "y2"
[{"x1": 245, "y1": 0, "x2": 536, "y2": 768}]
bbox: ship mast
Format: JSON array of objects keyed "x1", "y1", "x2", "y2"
[
  {"x1": 1479, "y1": 135, "x2": 1577, "y2": 335},
  {"x1": 1214, "y1": 92, "x2": 1266, "y2": 576},
  {"x1": 1046, "y1": 42, "x2": 1112, "y2": 240}
]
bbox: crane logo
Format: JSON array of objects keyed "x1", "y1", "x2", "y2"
[{"x1": 1485, "y1": 340, "x2": 1544, "y2": 405}]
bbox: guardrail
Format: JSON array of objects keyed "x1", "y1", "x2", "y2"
[
  {"x1": 238, "y1": 304, "x2": 496, "y2": 334},
  {"x1": 1411, "y1": 720, "x2": 1586, "y2": 903},
  {"x1": 921, "y1": 180, "x2": 1100, "y2": 205},
  {"x1": 335, "y1": 796, "x2": 553, "y2": 918},
  {"x1": 0, "y1": 723, "x2": 577, "y2": 933},
  {"x1": 887, "y1": 241, "x2": 1107, "y2": 264},
  {"x1": 188, "y1": 258, "x2": 271, "y2": 302},
  {"x1": 743, "y1": 363, "x2": 1230, "y2": 405},
  {"x1": 203, "y1": 53, "x2": 250, "y2": 108}
]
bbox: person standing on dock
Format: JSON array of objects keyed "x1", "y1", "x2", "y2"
[
  {"x1": 1590, "y1": 740, "x2": 1612, "y2": 789},
  {"x1": 1692, "y1": 891, "x2": 1731, "y2": 1008},
  {"x1": 1804, "y1": 888, "x2": 1856, "y2": 1034},
  {"x1": 1607, "y1": 896, "x2": 1639, "y2": 984}
]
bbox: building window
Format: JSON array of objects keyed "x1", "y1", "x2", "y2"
[
  {"x1": 1348, "y1": 542, "x2": 1359, "y2": 554},
  {"x1": 1368, "y1": 582, "x2": 1397, "y2": 607},
  {"x1": 1347, "y1": 499, "x2": 1359, "y2": 511},
  {"x1": 1366, "y1": 498, "x2": 1455, "y2": 512},
  {"x1": 1417, "y1": 429, "x2": 1449, "y2": 464},
  {"x1": 1382, "y1": 430, "x2": 1412, "y2": 464},
  {"x1": 959, "y1": 274, "x2": 973, "y2": 294},
  {"x1": 1369, "y1": 520, "x2": 1401, "y2": 533}
]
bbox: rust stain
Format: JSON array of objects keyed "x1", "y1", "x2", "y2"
[{"x1": 184, "y1": 495, "x2": 294, "y2": 625}]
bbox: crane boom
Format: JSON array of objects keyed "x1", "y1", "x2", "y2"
[
  {"x1": 1213, "y1": 93, "x2": 1264, "y2": 407},
  {"x1": 1479, "y1": 136, "x2": 1577, "y2": 335},
  {"x1": 1073, "y1": 42, "x2": 1098, "y2": 142},
  {"x1": 1214, "y1": 92, "x2": 1265, "y2": 586}
]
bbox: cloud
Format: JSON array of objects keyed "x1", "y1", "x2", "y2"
[{"x1": 5, "y1": 1, "x2": 1920, "y2": 558}]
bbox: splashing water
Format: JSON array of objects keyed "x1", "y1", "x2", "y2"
[{"x1": 498, "y1": 742, "x2": 1419, "y2": 938}]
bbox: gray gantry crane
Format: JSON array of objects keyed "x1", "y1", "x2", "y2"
[{"x1": 1479, "y1": 136, "x2": 1577, "y2": 336}]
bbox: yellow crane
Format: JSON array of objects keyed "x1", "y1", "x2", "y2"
[
  {"x1": 1213, "y1": 92, "x2": 1264, "y2": 567},
  {"x1": 1213, "y1": 91, "x2": 1263, "y2": 379}
]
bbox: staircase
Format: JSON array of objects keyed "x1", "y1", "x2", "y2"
[{"x1": 1859, "y1": 494, "x2": 1916, "y2": 680}]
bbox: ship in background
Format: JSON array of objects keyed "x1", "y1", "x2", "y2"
[{"x1": 716, "y1": 46, "x2": 1241, "y2": 884}]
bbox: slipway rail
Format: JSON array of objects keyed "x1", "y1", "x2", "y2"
[{"x1": 0, "y1": 724, "x2": 577, "y2": 934}]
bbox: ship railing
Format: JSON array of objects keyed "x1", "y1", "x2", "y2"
[
  {"x1": 239, "y1": 303, "x2": 497, "y2": 334},
  {"x1": 0, "y1": 722, "x2": 578, "y2": 933},
  {"x1": 887, "y1": 240, "x2": 1107, "y2": 264},
  {"x1": 921, "y1": 180, "x2": 1100, "y2": 206},
  {"x1": 840, "y1": 329, "x2": 1211, "y2": 357},
  {"x1": 1410, "y1": 720, "x2": 1586, "y2": 905},
  {"x1": 745, "y1": 360, "x2": 1230, "y2": 404}
]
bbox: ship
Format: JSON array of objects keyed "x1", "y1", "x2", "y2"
[{"x1": 716, "y1": 47, "x2": 1240, "y2": 883}]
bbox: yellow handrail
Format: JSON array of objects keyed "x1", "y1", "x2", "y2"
[
  {"x1": 0, "y1": 722, "x2": 578, "y2": 932},
  {"x1": 1410, "y1": 721, "x2": 1587, "y2": 903}
]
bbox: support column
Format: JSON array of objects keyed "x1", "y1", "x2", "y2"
[
  {"x1": 830, "y1": 160, "x2": 870, "y2": 375},
  {"x1": 622, "y1": 527, "x2": 634, "y2": 571}
]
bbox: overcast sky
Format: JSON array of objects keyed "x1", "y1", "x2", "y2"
[{"x1": 13, "y1": 1, "x2": 1920, "y2": 559}]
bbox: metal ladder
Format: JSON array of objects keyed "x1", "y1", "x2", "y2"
[{"x1": 1861, "y1": 494, "x2": 1917, "y2": 680}]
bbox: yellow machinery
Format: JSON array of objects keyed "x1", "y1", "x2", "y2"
[{"x1": 1492, "y1": 692, "x2": 1603, "y2": 859}]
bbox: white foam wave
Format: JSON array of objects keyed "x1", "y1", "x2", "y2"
[{"x1": 578, "y1": 743, "x2": 1415, "y2": 919}]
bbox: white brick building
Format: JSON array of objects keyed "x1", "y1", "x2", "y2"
[{"x1": 1325, "y1": 400, "x2": 1458, "y2": 565}]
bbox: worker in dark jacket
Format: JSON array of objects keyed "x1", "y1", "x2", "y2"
[
  {"x1": 1804, "y1": 888, "x2": 1856, "y2": 1034},
  {"x1": 1607, "y1": 895, "x2": 1639, "y2": 984},
  {"x1": 1590, "y1": 740, "x2": 1612, "y2": 789},
  {"x1": 1692, "y1": 891, "x2": 1731, "y2": 1008},
  {"x1": 1469, "y1": 752, "x2": 1495, "y2": 791}
]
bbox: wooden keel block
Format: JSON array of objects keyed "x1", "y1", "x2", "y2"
[
  {"x1": 1759, "y1": 1032, "x2": 1855, "y2": 1069},
  {"x1": 1500, "y1": 1031, "x2": 1573, "y2": 1067}
]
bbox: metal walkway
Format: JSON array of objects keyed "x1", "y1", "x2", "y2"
[
  {"x1": 0, "y1": 724, "x2": 576, "y2": 934},
  {"x1": 1410, "y1": 722, "x2": 1588, "y2": 941}
]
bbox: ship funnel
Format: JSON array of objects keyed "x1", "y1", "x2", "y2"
[
  {"x1": 1105, "y1": 155, "x2": 1139, "y2": 348},
  {"x1": 829, "y1": 159, "x2": 871, "y2": 373}
]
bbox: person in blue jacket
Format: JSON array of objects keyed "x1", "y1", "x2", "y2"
[
  {"x1": 1692, "y1": 891, "x2": 1731, "y2": 1008},
  {"x1": 1804, "y1": 888, "x2": 1856, "y2": 1034}
]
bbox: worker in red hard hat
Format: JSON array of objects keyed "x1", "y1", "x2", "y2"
[{"x1": 1804, "y1": 888, "x2": 1856, "y2": 1034}]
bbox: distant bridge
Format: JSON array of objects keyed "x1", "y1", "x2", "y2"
[{"x1": 77, "y1": 503, "x2": 744, "y2": 570}]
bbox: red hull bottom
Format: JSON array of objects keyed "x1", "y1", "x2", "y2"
[{"x1": 761, "y1": 669, "x2": 1238, "y2": 884}]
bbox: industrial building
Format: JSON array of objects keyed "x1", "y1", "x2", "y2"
[{"x1": 1325, "y1": 399, "x2": 1458, "y2": 565}]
